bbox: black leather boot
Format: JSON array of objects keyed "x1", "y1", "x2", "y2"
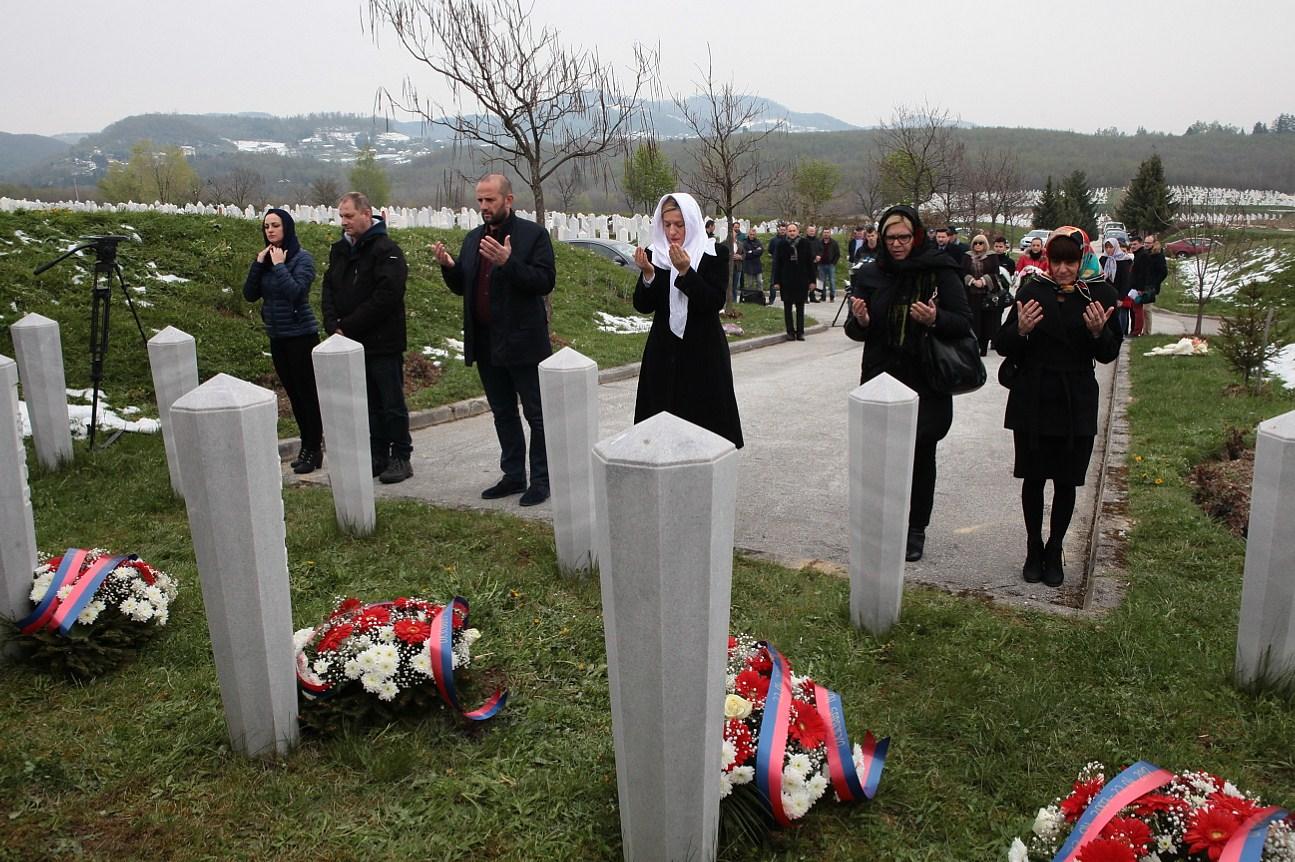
[
  {"x1": 905, "y1": 528, "x2": 925, "y2": 562},
  {"x1": 293, "y1": 447, "x2": 323, "y2": 475},
  {"x1": 1022, "y1": 536, "x2": 1045, "y2": 583},
  {"x1": 1042, "y1": 538, "x2": 1065, "y2": 587}
]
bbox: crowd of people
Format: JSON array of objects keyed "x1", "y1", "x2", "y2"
[{"x1": 241, "y1": 177, "x2": 1165, "y2": 586}]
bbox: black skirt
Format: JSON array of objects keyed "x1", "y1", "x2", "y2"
[{"x1": 1013, "y1": 432, "x2": 1096, "y2": 486}]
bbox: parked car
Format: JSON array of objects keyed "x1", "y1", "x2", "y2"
[
  {"x1": 1018, "y1": 229, "x2": 1050, "y2": 251},
  {"x1": 1100, "y1": 221, "x2": 1127, "y2": 235},
  {"x1": 561, "y1": 237, "x2": 638, "y2": 268},
  {"x1": 1163, "y1": 237, "x2": 1220, "y2": 258},
  {"x1": 1101, "y1": 227, "x2": 1130, "y2": 247}
]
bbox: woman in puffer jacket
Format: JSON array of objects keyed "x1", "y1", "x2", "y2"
[{"x1": 243, "y1": 207, "x2": 324, "y2": 473}]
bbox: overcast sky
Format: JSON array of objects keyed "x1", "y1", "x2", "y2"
[{"x1": 6, "y1": 0, "x2": 1293, "y2": 138}]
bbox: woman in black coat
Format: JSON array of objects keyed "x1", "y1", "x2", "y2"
[
  {"x1": 962, "y1": 233, "x2": 1007, "y2": 357},
  {"x1": 631, "y1": 193, "x2": 743, "y2": 448},
  {"x1": 995, "y1": 227, "x2": 1121, "y2": 587},
  {"x1": 844, "y1": 204, "x2": 973, "y2": 561}
]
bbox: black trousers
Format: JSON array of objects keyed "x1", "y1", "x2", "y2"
[
  {"x1": 783, "y1": 300, "x2": 805, "y2": 336},
  {"x1": 475, "y1": 334, "x2": 548, "y2": 489},
  {"x1": 365, "y1": 353, "x2": 411, "y2": 461},
  {"x1": 269, "y1": 333, "x2": 323, "y2": 450},
  {"x1": 909, "y1": 435, "x2": 939, "y2": 530}
]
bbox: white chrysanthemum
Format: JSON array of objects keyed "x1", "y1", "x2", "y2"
[
  {"x1": 56, "y1": 585, "x2": 73, "y2": 601},
  {"x1": 1008, "y1": 837, "x2": 1029, "y2": 862},
  {"x1": 143, "y1": 585, "x2": 165, "y2": 606},
  {"x1": 462, "y1": 628, "x2": 481, "y2": 647},
  {"x1": 782, "y1": 767, "x2": 805, "y2": 791},
  {"x1": 1222, "y1": 780, "x2": 1243, "y2": 798},
  {"x1": 1033, "y1": 805, "x2": 1064, "y2": 839},
  {"x1": 351, "y1": 635, "x2": 373, "y2": 651},
  {"x1": 719, "y1": 771, "x2": 733, "y2": 798},
  {"x1": 357, "y1": 644, "x2": 398, "y2": 678},
  {"x1": 377, "y1": 625, "x2": 396, "y2": 644},
  {"x1": 77, "y1": 600, "x2": 105, "y2": 625},
  {"x1": 293, "y1": 628, "x2": 315, "y2": 652},
  {"x1": 729, "y1": 766, "x2": 754, "y2": 786},
  {"x1": 30, "y1": 572, "x2": 54, "y2": 602},
  {"x1": 409, "y1": 650, "x2": 433, "y2": 678},
  {"x1": 806, "y1": 772, "x2": 828, "y2": 800},
  {"x1": 361, "y1": 673, "x2": 387, "y2": 695},
  {"x1": 119, "y1": 597, "x2": 155, "y2": 622},
  {"x1": 786, "y1": 753, "x2": 812, "y2": 778},
  {"x1": 781, "y1": 789, "x2": 812, "y2": 820},
  {"x1": 312, "y1": 658, "x2": 332, "y2": 675},
  {"x1": 721, "y1": 740, "x2": 736, "y2": 770},
  {"x1": 343, "y1": 658, "x2": 363, "y2": 680},
  {"x1": 371, "y1": 676, "x2": 399, "y2": 701},
  {"x1": 153, "y1": 607, "x2": 169, "y2": 626}
]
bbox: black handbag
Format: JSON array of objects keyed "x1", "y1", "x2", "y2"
[{"x1": 920, "y1": 284, "x2": 987, "y2": 395}]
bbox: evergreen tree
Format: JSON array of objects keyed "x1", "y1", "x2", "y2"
[
  {"x1": 1253, "y1": 121, "x2": 1268, "y2": 135},
  {"x1": 1273, "y1": 113, "x2": 1295, "y2": 134},
  {"x1": 1217, "y1": 276, "x2": 1291, "y2": 391},
  {"x1": 348, "y1": 148, "x2": 391, "y2": 206},
  {"x1": 1116, "y1": 154, "x2": 1176, "y2": 235},
  {"x1": 621, "y1": 141, "x2": 676, "y2": 214},
  {"x1": 1058, "y1": 170, "x2": 1099, "y2": 236},
  {"x1": 1031, "y1": 176, "x2": 1063, "y2": 229}
]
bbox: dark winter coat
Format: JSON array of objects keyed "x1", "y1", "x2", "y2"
[
  {"x1": 321, "y1": 217, "x2": 408, "y2": 355},
  {"x1": 741, "y1": 236, "x2": 765, "y2": 275},
  {"x1": 843, "y1": 205, "x2": 972, "y2": 442},
  {"x1": 767, "y1": 234, "x2": 789, "y2": 285},
  {"x1": 632, "y1": 244, "x2": 743, "y2": 448},
  {"x1": 1131, "y1": 248, "x2": 1168, "y2": 304},
  {"x1": 994, "y1": 275, "x2": 1122, "y2": 440},
  {"x1": 774, "y1": 236, "x2": 817, "y2": 303},
  {"x1": 243, "y1": 249, "x2": 318, "y2": 339},
  {"x1": 441, "y1": 210, "x2": 556, "y2": 367},
  {"x1": 818, "y1": 236, "x2": 841, "y2": 266}
]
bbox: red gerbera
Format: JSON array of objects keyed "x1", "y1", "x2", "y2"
[
  {"x1": 1100, "y1": 816, "x2": 1153, "y2": 853},
  {"x1": 1184, "y1": 806, "x2": 1243, "y2": 861},
  {"x1": 724, "y1": 719, "x2": 754, "y2": 766},
  {"x1": 1061, "y1": 777, "x2": 1107, "y2": 822},
  {"x1": 1131, "y1": 792, "x2": 1188, "y2": 817},
  {"x1": 727, "y1": 636, "x2": 737, "y2": 654},
  {"x1": 357, "y1": 605, "x2": 392, "y2": 629},
  {"x1": 1074, "y1": 837, "x2": 1137, "y2": 862},
  {"x1": 331, "y1": 597, "x2": 362, "y2": 619},
  {"x1": 1207, "y1": 790, "x2": 1261, "y2": 822},
  {"x1": 393, "y1": 618, "x2": 433, "y2": 645},
  {"x1": 316, "y1": 622, "x2": 353, "y2": 653},
  {"x1": 746, "y1": 650, "x2": 772, "y2": 674},
  {"x1": 788, "y1": 699, "x2": 827, "y2": 750},
  {"x1": 735, "y1": 669, "x2": 770, "y2": 703}
]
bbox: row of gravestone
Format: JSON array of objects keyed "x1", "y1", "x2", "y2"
[{"x1": 4, "y1": 315, "x2": 1295, "y2": 860}]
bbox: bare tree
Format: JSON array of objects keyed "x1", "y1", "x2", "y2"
[
  {"x1": 978, "y1": 148, "x2": 1028, "y2": 231},
  {"x1": 308, "y1": 176, "x2": 342, "y2": 206},
  {"x1": 206, "y1": 166, "x2": 265, "y2": 209},
  {"x1": 877, "y1": 104, "x2": 959, "y2": 211},
  {"x1": 673, "y1": 53, "x2": 786, "y2": 307},
  {"x1": 1177, "y1": 191, "x2": 1262, "y2": 335},
  {"x1": 928, "y1": 135, "x2": 967, "y2": 227},
  {"x1": 852, "y1": 157, "x2": 885, "y2": 224},
  {"x1": 366, "y1": 0, "x2": 656, "y2": 224},
  {"x1": 554, "y1": 161, "x2": 584, "y2": 212}
]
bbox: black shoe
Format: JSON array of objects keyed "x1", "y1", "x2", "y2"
[
  {"x1": 1022, "y1": 538, "x2": 1045, "y2": 583},
  {"x1": 905, "y1": 528, "x2": 925, "y2": 562},
  {"x1": 1042, "y1": 539, "x2": 1065, "y2": 587},
  {"x1": 293, "y1": 448, "x2": 323, "y2": 475},
  {"x1": 379, "y1": 457, "x2": 413, "y2": 484},
  {"x1": 785, "y1": 333, "x2": 797, "y2": 341},
  {"x1": 290, "y1": 447, "x2": 304, "y2": 469},
  {"x1": 796, "y1": 334, "x2": 805, "y2": 341},
  {"x1": 372, "y1": 458, "x2": 389, "y2": 478},
  {"x1": 482, "y1": 477, "x2": 527, "y2": 499},
  {"x1": 519, "y1": 485, "x2": 550, "y2": 507}
]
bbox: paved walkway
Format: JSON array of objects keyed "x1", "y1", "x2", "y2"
[{"x1": 291, "y1": 312, "x2": 1120, "y2": 612}]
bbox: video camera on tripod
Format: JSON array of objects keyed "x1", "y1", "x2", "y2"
[{"x1": 33, "y1": 234, "x2": 148, "y2": 448}]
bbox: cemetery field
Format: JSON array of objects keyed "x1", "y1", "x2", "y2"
[
  {"x1": 0, "y1": 210, "x2": 789, "y2": 430},
  {"x1": 2, "y1": 343, "x2": 1295, "y2": 860},
  {"x1": 1148, "y1": 230, "x2": 1295, "y2": 319}
]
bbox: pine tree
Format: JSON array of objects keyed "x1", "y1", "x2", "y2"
[
  {"x1": 1218, "y1": 276, "x2": 1291, "y2": 391},
  {"x1": 1116, "y1": 154, "x2": 1176, "y2": 235},
  {"x1": 1032, "y1": 176, "x2": 1063, "y2": 229},
  {"x1": 1058, "y1": 170, "x2": 1099, "y2": 236}
]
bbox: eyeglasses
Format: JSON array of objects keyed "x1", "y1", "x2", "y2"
[{"x1": 883, "y1": 233, "x2": 914, "y2": 244}]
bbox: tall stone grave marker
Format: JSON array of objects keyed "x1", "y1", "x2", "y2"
[
  {"x1": 146, "y1": 326, "x2": 199, "y2": 497},
  {"x1": 171, "y1": 374, "x2": 299, "y2": 756},
  {"x1": 312, "y1": 334, "x2": 375, "y2": 535},
  {"x1": 0, "y1": 355, "x2": 37, "y2": 655},
  {"x1": 10, "y1": 313, "x2": 72, "y2": 469},
  {"x1": 592, "y1": 412, "x2": 737, "y2": 862},
  {"x1": 1236, "y1": 408, "x2": 1295, "y2": 690},
  {"x1": 538, "y1": 347, "x2": 598, "y2": 576},
  {"x1": 849, "y1": 374, "x2": 918, "y2": 635}
]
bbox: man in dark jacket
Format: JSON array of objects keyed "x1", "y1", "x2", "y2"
[
  {"x1": 773, "y1": 222, "x2": 816, "y2": 340},
  {"x1": 817, "y1": 227, "x2": 841, "y2": 302},
  {"x1": 1129, "y1": 234, "x2": 1168, "y2": 336},
  {"x1": 321, "y1": 192, "x2": 412, "y2": 484},
  {"x1": 766, "y1": 221, "x2": 789, "y2": 304},
  {"x1": 432, "y1": 174, "x2": 556, "y2": 506}
]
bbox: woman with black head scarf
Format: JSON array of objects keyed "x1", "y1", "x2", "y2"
[
  {"x1": 844, "y1": 205, "x2": 973, "y2": 562},
  {"x1": 995, "y1": 227, "x2": 1121, "y2": 587},
  {"x1": 243, "y1": 207, "x2": 324, "y2": 473}
]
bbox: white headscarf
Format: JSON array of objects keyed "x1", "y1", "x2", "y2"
[{"x1": 648, "y1": 192, "x2": 716, "y2": 338}]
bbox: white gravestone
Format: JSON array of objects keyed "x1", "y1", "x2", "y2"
[
  {"x1": 849, "y1": 374, "x2": 919, "y2": 636},
  {"x1": 1235, "y1": 409, "x2": 1295, "y2": 690},
  {"x1": 538, "y1": 348, "x2": 599, "y2": 576},
  {"x1": 146, "y1": 326, "x2": 199, "y2": 497},
  {"x1": 0, "y1": 356, "x2": 38, "y2": 655},
  {"x1": 312, "y1": 335, "x2": 375, "y2": 535},
  {"x1": 171, "y1": 374, "x2": 299, "y2": 757},
  {"x1": 592, "y1": 412, "x2": 737, "y2": 862},
  {"x1": 10, "y1": 313, "x2": 73, "y2": 469}
]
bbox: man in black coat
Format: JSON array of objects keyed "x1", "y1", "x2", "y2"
[
  {"x1": 321, "y1": 192, "x2": 413, "y2": 484},
  {"x1": 935, "y1": 226, "x2": 967, "y2": 267},
  {"x1": 766, "y1": 221, "x2": 789, "y2": 304},
  {"x1": 432, "y1": 174, "x2": 556, "y2": 506},
  {"x1": 773, "y1": 222, "x2": 816, "y2": 340}
]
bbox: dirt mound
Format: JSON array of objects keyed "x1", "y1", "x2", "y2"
[{"x1": 1186, "y1": 428, "x2": 1253, "y2": 538}]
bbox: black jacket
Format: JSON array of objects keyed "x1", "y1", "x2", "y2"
[
  {"x1": 741, "y1": 236, "x2": 764, "y2": 275},
  {"x1": 818, "y1": 236, "x2": 841, "y2": 266},
  {"x1": 632, "y1": 245, "x2": 742, "y2": 448},
  {"x1": 774, "y1": 236, "x2": 817, "y2": 302},
  {"x1": 441, "y1": 211, "x2": 556, "y2": 367},
  {"x1": 321, "y1": 217, "x2": 407, "y2": 355},
  {"x1": 767, "y1": 234, "x2": 789, "y2": 285},
  {"x1": 995, "y1": 275, "x2": 1122, "y2": 438},
  {"x1": 1131, "y1": 249, "x2": 1168, "y2": 304}
]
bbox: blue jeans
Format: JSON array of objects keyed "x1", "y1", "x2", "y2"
[
  {"x1": 818, "y1": 264, "x2": 836, "y2": 301},
  {"x1": 730, "y1": 267, "x2": 744, "y2": 302}
]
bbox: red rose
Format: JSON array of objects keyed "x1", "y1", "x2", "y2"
[
  {"x1": 393, "y1": 618, "x2": 433, "y2": 645},
  {"x1": 788, "y1": 699, "x2": 826, "y2": 750},
  {"x1": 1074, "y1": 837, "x2": 1137, "y2": 862},
  {"x1": 735, "y1": 669, "x2": 770, "y2": 703}
]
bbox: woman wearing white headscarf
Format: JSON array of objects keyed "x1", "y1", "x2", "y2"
[{"x1": 631, "y1": 193, "x2": 743, "y2": 448}]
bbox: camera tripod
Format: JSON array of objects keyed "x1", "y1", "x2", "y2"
[{"x1": 33, "y1": 236, "x2": 149, "y2": 448}]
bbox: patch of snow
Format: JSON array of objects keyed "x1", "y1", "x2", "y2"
[
  {"x1": 18, "y1": 392, "x2": 159, "y2": 439},
  {"x1": 13, "y1": 230, "x2": 35, "y2": 244},
  {"x1": 132, "y1": 285, "x2": 147, "y2": 294},
  {"x1": 594, "y1": 311, "x2": 652, "y2": 334},
  {"x1": 234, "y1": 140, "x2": 288, "y2": 155},
  {"x1": 422, "y1": 346, "x2": 449, "y2": 358},
  {"x1": 1269, "y1": 343, "x2": 1295, "y2": 390},
  {"x1": 153, "y1": 273, "x2": 189, "y2": 284},
  {"x1": 1176, "y1": 247, "x2": 1293, "y2": 302},
  {"x1": 444, "y1": 337, "x2": 465, "y2": 358}
]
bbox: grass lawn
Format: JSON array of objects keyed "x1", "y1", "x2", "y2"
[{"x1": 2, "y1": 340, "x2": 1295, "y2": 856}]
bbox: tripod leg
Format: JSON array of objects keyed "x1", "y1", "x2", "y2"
[
  {"x1": 88, "y1": 283, "x2": 111, "y2": 449},
  {"x1": 831, "y1": 294, "x2": 849, "y2": 327},
  {"x1": 115, "y1": 263, "x2": 149, "y2": 350}
]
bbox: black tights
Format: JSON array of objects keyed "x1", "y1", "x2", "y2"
[{"x1": 1021, "y1": 478, "x2": 1077, "y2": 546}]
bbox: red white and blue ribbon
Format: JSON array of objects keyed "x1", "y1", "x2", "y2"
[
  {"x1": 1220, "y1": 806, "x2": 1291, "y2": 862},
  {"x1": 427, "y1": 597, "x2": 507, "y2": 721},
  {"x1": 18, "y1": 549, "x2": 128, "y2": 636},
  {"x1": 1051, "y1": 761, "x2": 1174, "y2": 862},
  {"x1": 753, "y1": 642, "x2": 888, "y2": 826}
]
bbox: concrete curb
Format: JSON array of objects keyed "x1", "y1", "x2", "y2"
[
  {"x1": 1080, "y1": 339, "x2": 1133, "y2": 615},
  {"x1": 276, "y1": 323, "x2": 827, "y2": 460}
]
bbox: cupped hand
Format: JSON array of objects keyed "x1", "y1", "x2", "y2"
[
  {"x1": 430, "y1": 241, "x2": 455, "y2": 267},
  {"x1": 1016, "y1": 299, "x2": 1044, "y2": 336},
  {"x1": 909, "y1": 298, "x2": 937, "y2": 326},
  {"x1": 633, "y1": 245, "x2": 655, "y2": 278},
  {"x1": 667, "y1": 243, "x2": 691, "y2": 272},
  {"x1": 849, "y1": 296, "x2": 869, "y2": 326},
  {"x1": 1083, "y1": 300, "x2": 1114, "y2": 337},
  {"x1": 479, "y1": 235, "x2": 512, "y2": 266}
]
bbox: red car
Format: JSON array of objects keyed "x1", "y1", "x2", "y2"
[{"x1": 1164, "y1": 237, "x2": 1220, "y2": 258}]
